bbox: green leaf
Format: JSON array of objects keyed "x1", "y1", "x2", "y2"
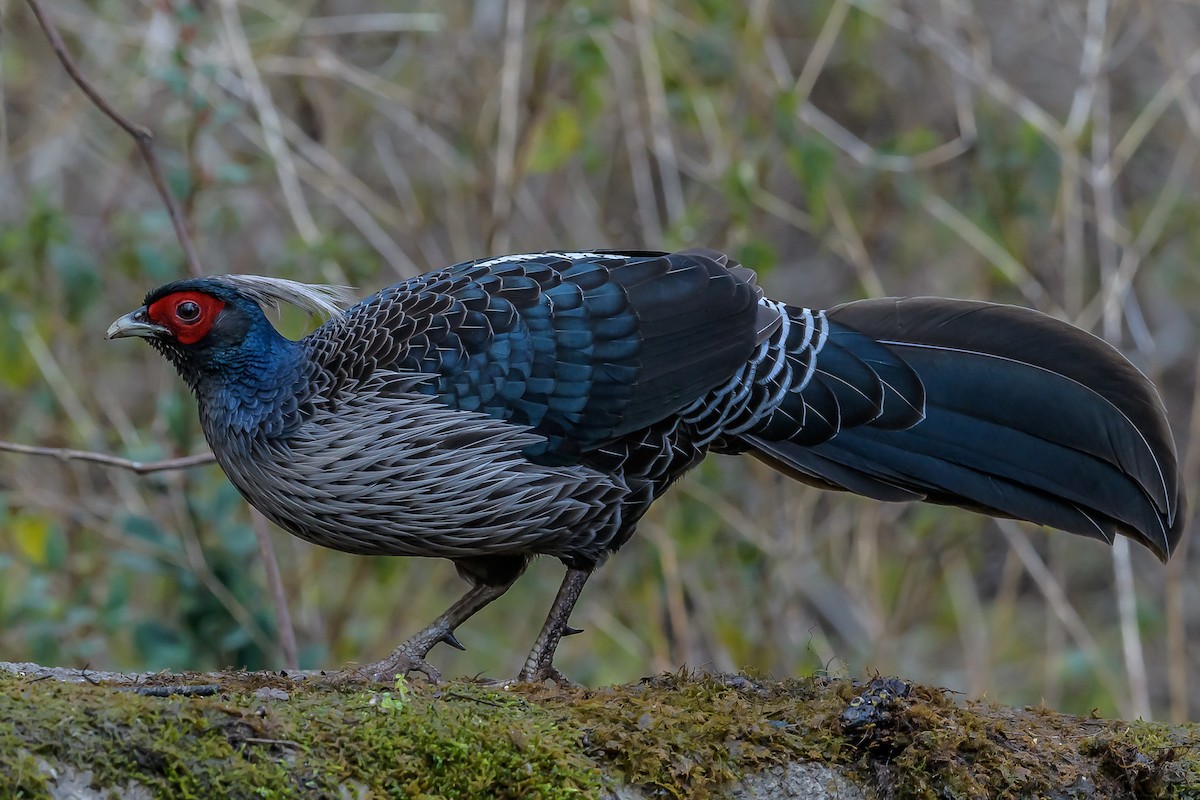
[
  {"x1": 215, "y1": 163, "x2": 251, "y2": 185},
  {"x1": 166, "y1": 165, "x2": 192, "y2": 200},
  {"x1": 49, "y1": 242, "x2": 101, "y2": 320},
  {"x1": 135, "y1": 242, "x2": 178, "y2": 280},
  {"x1": 734, "y1": 240, "x2": 777, "y2": 275},
  {"x1": 12, "y1": 513, "x2": 52, "y2": 566},
  {"x1": 123, "y1": 514, "x2": 161, "y2": 543},
  {"x1": 786, "y1": 136, "x2": 836, "y2": 228},
  {"x1": 113, "y1": 550, "x2": 167, "y2": 575},
  {"x1": 0, "y1": 319, "x2": 36, "y2": 388},
  {"x1": 528, "y1": 108, "x2": 583, "y2": 173},
  {"x1": 133, "y1": 620, "x2": 191, "y2": 670}
]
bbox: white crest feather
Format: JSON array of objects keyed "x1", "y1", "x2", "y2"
[{"x1": 212, "y1": 275, "x2": 357, "y2": 319}]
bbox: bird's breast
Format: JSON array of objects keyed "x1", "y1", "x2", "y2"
[{"x1": 205, "y1": 386, "x2": 630, "y2": 562}]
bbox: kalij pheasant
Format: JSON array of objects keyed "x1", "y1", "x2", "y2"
[{"x1": 107, "y1": 250, "x2": 1184, "y2": 683}]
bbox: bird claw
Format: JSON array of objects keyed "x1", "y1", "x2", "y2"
[
  {"x1": 335, "y1": 651, "x2": 444, "y2": 686},
  {"x1": 475, "y1": 660, "x2": 579, "y2": 689},
  {"x1": 515, "y1": 664, "x2": 579, "y2": 688}
]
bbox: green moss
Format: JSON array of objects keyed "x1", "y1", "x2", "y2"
[
  {"x1": 0, "y1": 732, "x2": 49, "y2": 798},
  {"x1": 1, "y1": 669, "x2": 1199, "y2": 799},
  {"x1": 1082, "y1": 719, "x2": 1200, "y2": 799},
  {"x1": 0, "y1": 671, "x2": 604, "y2": 799},
  {"x1": 538, "y1": 672, "x2": 1200, "y2": 799},
  {"x1": 534, "y1": 672, "x2": 849, "y2": 798}
]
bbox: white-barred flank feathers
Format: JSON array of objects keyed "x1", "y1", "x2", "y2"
[{"x1": 210, "y1": 275, "x2": 358, "y2": 319}]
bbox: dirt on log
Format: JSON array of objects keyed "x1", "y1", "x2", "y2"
[{"x1": 0, "y1": 662, "x2": 1197, "y2": 799}]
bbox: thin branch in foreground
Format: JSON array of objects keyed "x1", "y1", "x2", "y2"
[
  {"x1": 0, "y1": 441, "x2": 215, "y2": 474},
  {"x1": 128, "y1": 684, "x2": 220, "y2": 698},
  {"x1": 23, "y1": 0, "x2": 203, "y2": 278}
]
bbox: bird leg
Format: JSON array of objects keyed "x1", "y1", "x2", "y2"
[
  {"x1": 350, "y1": 579, "x2": 513, "y2": 684},
  {"x1": 517, "y1": 565, "x2": 593, "y2": 685}
]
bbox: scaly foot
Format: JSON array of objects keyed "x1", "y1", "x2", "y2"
[
  {"x1": 346, "y1": 648, "x2": 444, "y2": 685},
  {"x1": 515, "y1": 663, "x2": 579, "y2": 687},
  {"x1": 330, "y1": 628, "x2": 467, "y2": 685},
  {"x1": 501, "y1": 566, "x2": 592, "y2": 688},
  {"x1": 328, "y1": 590, "x2": 490, "y2": 686},
  {"x1": 483, "y1": 664, "x2": 579, "y2": 689}
]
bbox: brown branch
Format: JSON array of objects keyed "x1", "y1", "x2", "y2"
[
  {"x1": 24, "y1": 0, "x2": 204, "y2": 278},
  {"x1": 0, "y1": 441, "x2": 215, "y2": 474}
]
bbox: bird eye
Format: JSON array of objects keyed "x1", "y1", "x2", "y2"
[{"x1": 176, "y1": 300, "x2": 201, "y2": 322}]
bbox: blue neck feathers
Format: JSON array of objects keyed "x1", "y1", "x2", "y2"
[{"x1": 190, "y1": 320, "x2": 308, "y2": 440}]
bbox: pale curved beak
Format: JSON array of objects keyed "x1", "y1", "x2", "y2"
[{"x1": 106, "y1": 307, "x2": 170, "y2": 340}]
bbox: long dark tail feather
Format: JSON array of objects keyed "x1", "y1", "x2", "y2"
[{"x1": 745, "y1": 297, "x2": 1184, "y2": 561}]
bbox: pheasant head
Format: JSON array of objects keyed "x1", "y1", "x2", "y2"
[{"x1": 107, "y1": 275, "x2": 356, "y2": 435}]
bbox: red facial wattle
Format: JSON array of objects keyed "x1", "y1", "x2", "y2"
[{"x1": 145, "y1": 291, "x2": 225, "y2": 345}]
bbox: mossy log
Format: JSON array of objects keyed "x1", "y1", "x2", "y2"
[{"x1": 1, "y1": 662, "x2": 1197, "y2": 799}]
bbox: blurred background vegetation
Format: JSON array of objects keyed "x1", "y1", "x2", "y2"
[{"x1": 0, "y1": 0, "x2": 1197, "y2": 722}]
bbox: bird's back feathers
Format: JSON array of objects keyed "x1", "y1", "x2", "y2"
[{"x1": 302, "y1": 250, "x2": 761, "y2": 463}]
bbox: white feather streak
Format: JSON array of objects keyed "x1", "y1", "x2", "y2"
[{"x1": 211, "y1": 275, "x2": 358, "y2": 319}]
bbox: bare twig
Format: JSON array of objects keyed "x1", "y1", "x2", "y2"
[
  {"x1": 999, "y1": 523, "x2": 1127, "y2": 715},
  {"x1": 217, "y1": 0, "x2": 319, "y2": 245},
  {"x1": 24, "y1": 0, "x2": 202, "y2": 278},
  {"x1": 130, "y1": 684, "x2": 220, "y2": 697},
  {"x1": 266, "y1": 50, "x2": 469, "y2": 172},
  {"x1": 1061, "y1": 149, "x2": 1086, "y2": 316},
  {"x1": 630, "y1": 0, "x2": 685, "y2": 226},
  {"x1": 0, "y1": 441, "x2": 216, "y2": 474},
  {"x1": 797, "y1": 103, "x2": 973, "y2": 173},
  {"x1": 943, "y1": 550, "x2": 990, "y2": 697},
  {"x1": 1166, "y1": 350, "x2": 1200, "y2": 723},
  {"x1": 851, "y1": 0, "x2": 1070, "y2": 154},
  {"x1": 782, "y1": 0, "x2": 975, "y2": 173},
  {"x1": 252, "y1": 510, "x2": 299, "y2": 671},
  {"x1": 1064, "y1": 0, "x2": 1110, "y2": 138},
  {"x1": 824, "y1": 183, "x2": 885, "y2": 298},
  {"x1": 793, "y1": 0, "x2": 850, "y2": 101},
  {"x1": 749, "y1": 187, "x2": 814, "y2": 235},
  {"x1": 1112, "y1": 537, "x2": 1150, "y2": 719},
  {"x1": 918, "y1": 189, "x2": 1062, "y2": 314},
  {"x1": 1112, "y1": 50, "x2": 1200, "y2": 177},
  {"x1": 678, "y1": 480, "x2": 872, "y2": 647},
  {"x1": 177, "y1": 494, "x2": 278, "y2": 658},
  {"x1": 599, "y1": 30, "x2": 663, "y2": 242},
  {"x1": 1080, "y1": 7, "x2": 1152, "y2": 719},
  {"x1": 300, "y1": 13, "x2": 443, "y2": 37},
  {"x1": 488, "y1": 0, "x2": 527, "y2": 252},
  {"x1": 644, "y1": 521, "x2": 695, "y2": 667},
  {"x1": 14, "y1": 315, "x2": 99, "y2": 442},
  {"x1": 1077, "y1": 143, "x2": 1198, "y2": 331}
]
